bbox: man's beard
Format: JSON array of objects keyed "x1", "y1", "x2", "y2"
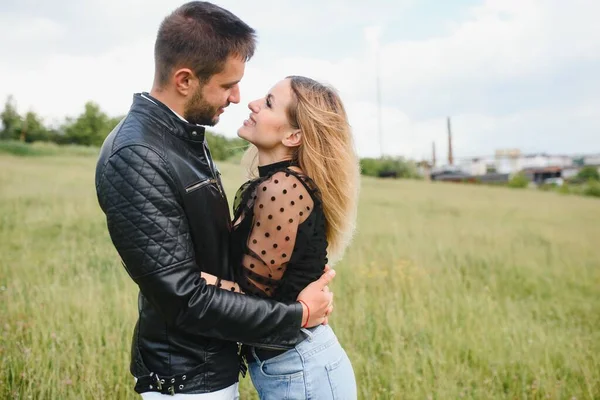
[{"x1": 184, "y1": 88, "x2": 223, "y2": 126}]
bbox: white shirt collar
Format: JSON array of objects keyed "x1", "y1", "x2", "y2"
[{"x1": 141, "y1": 93, "x2": 188, "y2": 123}]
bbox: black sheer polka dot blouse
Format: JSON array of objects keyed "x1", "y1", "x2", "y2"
[{"x1": 230, "y1": 160, "x2": 328, "y2": 303}]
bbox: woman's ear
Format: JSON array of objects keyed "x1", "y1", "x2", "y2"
[{"x1": 283, "y1": 129, "x2": 302, "y2": 148}]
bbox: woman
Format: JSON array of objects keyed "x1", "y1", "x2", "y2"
[{"x1": 204, "y1": 76, "x2": 360, "y2": 399}]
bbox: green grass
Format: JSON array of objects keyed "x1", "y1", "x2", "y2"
[
  {"x1": 1, "y1": 152, "x2": 599, "y2": 399},
  {"x1": 0, "y1": 140, "x2": 99, "y2": 157}
]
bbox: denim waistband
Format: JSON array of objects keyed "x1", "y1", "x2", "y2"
[
  {"x1": 250, "y1": 324, "x2": 338, "y2": 364},
  {"x1": 295, "y1": 325, "x2": 337, "y2": 358}
]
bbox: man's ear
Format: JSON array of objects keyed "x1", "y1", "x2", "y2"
[
  {"x1": 283, "y1": 129, "x2": 302, "y2": 148},
  {"x1": 173, "y1": 68, "x2": 196, "y2": 96}
]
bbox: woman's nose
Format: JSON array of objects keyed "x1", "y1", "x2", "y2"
[{"x1": 248, "y1": 100, "x2": 260, "y2": 113}]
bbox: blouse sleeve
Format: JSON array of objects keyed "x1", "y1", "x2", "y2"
[{"x1": 241, "y1": 171, "x2": 314, "y2": 295}]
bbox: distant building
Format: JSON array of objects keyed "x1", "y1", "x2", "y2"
[
  {"x1": 562, "y1": 166, "x2": 581, "y2": 180},
  {"x1": 458, "y1": 157, "x2": 490, "y2": 176},
  {"x1": 521, "y1": 166, "x2": 563, "y2": 184},
  {"x1": 519, "y1": 154, "x2": 573, "y2": 170},
  {"x1": 459, "y1": 150, "x2": 575, "y2": 177},
  {"x1": 583, "y1": 154, "x2": 600, "y2": 166},
  {"x1": 579, "y1": 155, "x2": 600, "y2": 176},
  {"x1": 431, "y1": 150, "x2": 599, "y2": 186},
  {"x1": 494, "y1": 149, "x2": 522, "y2": 174}
]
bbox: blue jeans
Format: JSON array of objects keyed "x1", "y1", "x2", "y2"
[{"x1": 248, "y1": 325, "x2": 357, "y2": 400}]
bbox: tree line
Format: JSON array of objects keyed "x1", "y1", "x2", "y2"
[{"x1": 0, "y1": 96, "x2": 247, "y2": 161}]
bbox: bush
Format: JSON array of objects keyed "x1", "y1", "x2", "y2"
[
  {"x1": 359, "y1": 156, "x2": 420, "y2": 179},
  {"x1": 205, "y1": 131, "x2": 248, "y2": 161},
  {"x1": 508, "y1": 173, "x2": 529, "y2": 189},
  {"x1": 583, "y1": 181, "x2": 600, "y2": 198},
  {"x1": 577, "y1": 166, "x2": 600, "y2": 182},
  {"x1": 359, "y1": 158, "x2": 381, "y2": 177}
]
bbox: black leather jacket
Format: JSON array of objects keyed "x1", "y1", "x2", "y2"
[{"x1": 95, "y1": 93, "x2": 303, "y2": 394}]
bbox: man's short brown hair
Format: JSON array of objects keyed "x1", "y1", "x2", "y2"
[{"x1": 154, "y1": 1, "x2": 256, "y2": 86}]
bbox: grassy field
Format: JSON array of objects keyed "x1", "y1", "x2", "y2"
[{"x1": 1, "y1": 152, "x2": 599, "y2": 399}]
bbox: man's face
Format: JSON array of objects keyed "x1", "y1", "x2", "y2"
[{"x1": 184, "y1": 56, "x2": 245, "y2": 126}]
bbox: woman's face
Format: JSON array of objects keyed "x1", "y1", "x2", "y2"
[{"x1": 237, "y1": 79, "x2": 296, "y2": 150}]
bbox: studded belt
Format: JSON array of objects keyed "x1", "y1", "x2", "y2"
[{"x1": 134, "y1": 369, "x2": 198, "y2": 395}]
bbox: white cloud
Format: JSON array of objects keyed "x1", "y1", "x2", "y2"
[{"x1": 0, "y1": 38, "x2": 155, "y2": 126}]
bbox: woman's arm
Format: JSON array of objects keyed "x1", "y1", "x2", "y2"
[
  {"x1": 239, "y1": 171, "x2": 314, "y2": 295},
  {"x1": 201, "y1": 272, "x2": 244, "y2": 293}
]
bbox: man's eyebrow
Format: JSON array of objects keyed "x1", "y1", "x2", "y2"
[{"x1": 222, "y1": 80, "x2": 240, "y2": 87}]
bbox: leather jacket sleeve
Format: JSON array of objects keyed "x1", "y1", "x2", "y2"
[{"x1": 96, "y1": 145, "x2": 303, "y2": 347}]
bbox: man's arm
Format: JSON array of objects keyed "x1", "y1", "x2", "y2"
[{"x1": 95, "y1": 145, "x2": 329, "y2": 346}]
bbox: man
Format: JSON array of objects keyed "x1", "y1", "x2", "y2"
[{"x1": 95, "y1": 2, "x2": 335, "y2": 398}]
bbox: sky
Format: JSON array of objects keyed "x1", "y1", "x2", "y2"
[{"x1": 1, "y1": 0, "x2": 599, "y2": 161}]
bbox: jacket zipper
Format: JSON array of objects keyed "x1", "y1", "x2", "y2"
[
  {"x1": 185, "y1": 179, "x2": 216, "y2": 193},
  {"x1": 202, "y1": 142, "x2": 225, "y2": 198}
]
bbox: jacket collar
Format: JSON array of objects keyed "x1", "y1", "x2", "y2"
[{"x1": 131, "y1": 92, "x2": 206, "y2": 143}]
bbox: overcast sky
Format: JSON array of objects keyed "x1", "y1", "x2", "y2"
[{"x1": 1, "y1": 0, "x2": 599, "y2": 160}]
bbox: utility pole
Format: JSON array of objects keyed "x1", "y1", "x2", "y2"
[
  {"x1": 447, "y1": 116, "x2": 454, "y2": 165},
  {"x1": 432, "y1": 141, "x2": 437, "y2": 167}
]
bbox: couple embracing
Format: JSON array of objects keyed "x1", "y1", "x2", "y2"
[{"x1": 95, "y1": 2, "x2": 360, "y2": 399}]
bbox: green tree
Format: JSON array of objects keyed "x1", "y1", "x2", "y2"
[
  {"x1": 63, "y1": 102, "x2": 111, "y2": 146},
  {"x1": 577, "y1": 166, "x2": 600, "y2": 182},
  {"x1": 22, "y1": 111, "x2": 50, "y2": 143},
  {"x1": 1, "y1": 96, "x2": 22, "y2": 140},
  {"x1": 508, "y1": 172, "x2": 529, "y2": 189}
]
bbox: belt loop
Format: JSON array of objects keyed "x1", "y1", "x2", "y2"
[
  {"x1": 301, "y1": 327, "x2": 314, "y2": 341},
  {"x1": 251, "y1": 347, "x2": 262, "y2": 363}
]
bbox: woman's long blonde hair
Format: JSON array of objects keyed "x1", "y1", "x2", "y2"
[{"x1": 242, "y1": 76, "x2": 360, "y2": 264}]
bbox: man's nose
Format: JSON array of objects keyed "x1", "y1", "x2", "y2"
[{"x1": 228, "y1": 85, "x2": 240, "y2": 104}]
